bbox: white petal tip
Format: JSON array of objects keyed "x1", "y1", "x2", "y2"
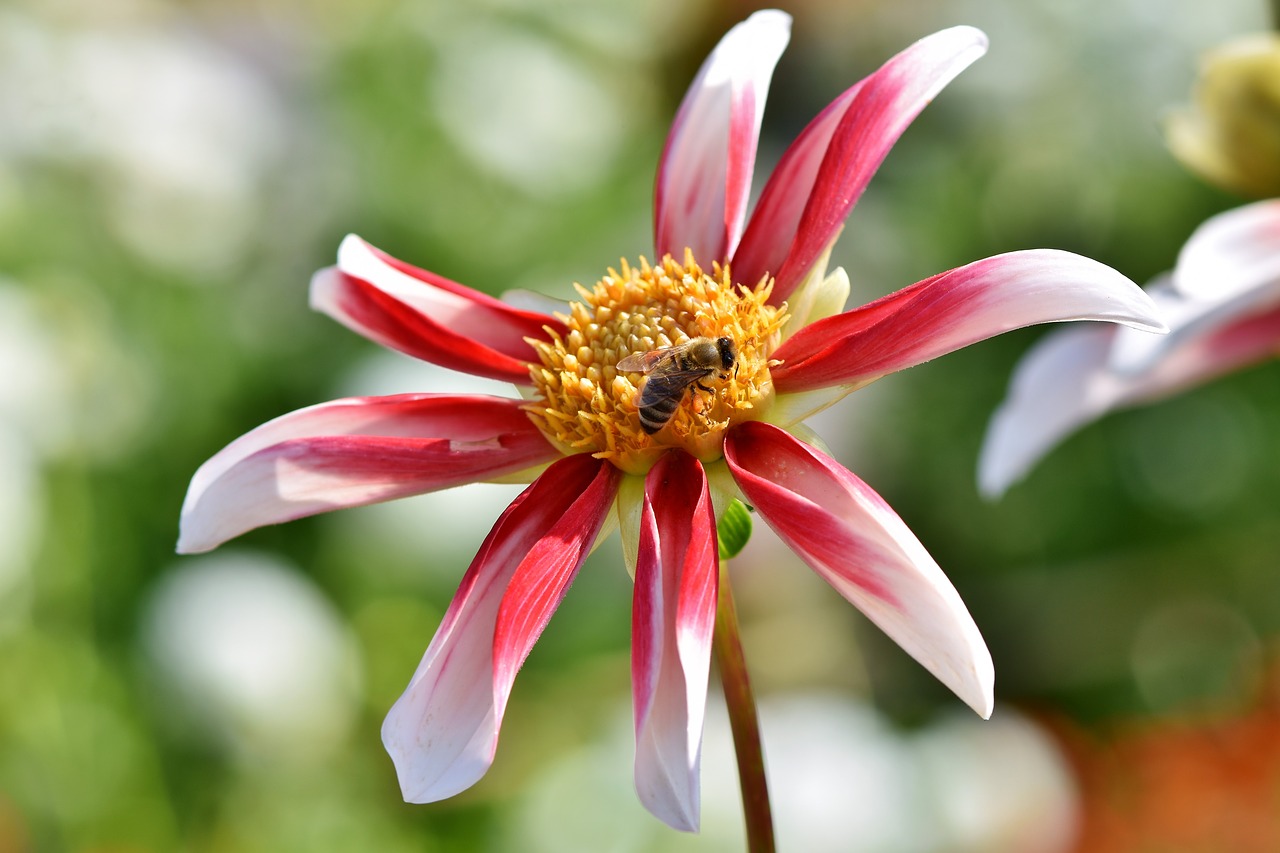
[
  {"x1": 637, "y1": 792, "x2": 700, "y2": 833},
  {"x1": 175, "y1": 514, "x2": 224, "y2": 555},
  {"x1": 381, "y1": 690, "x2": 499, "y2": 807},
  {"x1": 307, "y1": 265, "x2": 340, "y2": 310},
  {"x1": 1126, "y1": 317, "x2": 1171, "y2": 335},
  {"x1": 1106, "y1": 272, "x2": 1170, "y2": 335},
  {"x1": 975, "y1": 398, "x2": 1051, "y2": 501},
  {"x1": 396, "y1": 779, "x2": 440, "y2": 806},
  {"x1": 977, "y1": 479, "x2": 1011, "y2": 503},
  {"x1": 921, "y1": 25, "x2": 989, "y2": 61},
  {"x1": 945, "y1": 24, "x2": 990, "y2": 48},
  {"x1": 335, "y1": 233, "x2": 384, "y2": 280},
  {"x1": 744, "y1": 8, "x2": 792, "y2": 31},
  {"x1": 957, "y1": 663, "x2": 996, "y2": 721},
  {"x1": 336, "y1": 232, "x2": 367, "y2": 260},
  {"x1": 174, "y1": 539, "x2": 205, "y2": 556},
  {"x1": 383, "y1": 745, "x2": 468, "y2": 806},
  {"x1": 976, "y1": 442, "x2": 1019, "y2": 502}
]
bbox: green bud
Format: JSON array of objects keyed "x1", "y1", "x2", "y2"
[
  {"x1": 1166, "y1": 34, "x2": 1280, "y2": 197},
  {"x1": 717, "y1": 499, "x2": 753, "y2": 561}
]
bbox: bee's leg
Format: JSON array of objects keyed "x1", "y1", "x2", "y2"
[{"x1": 694, "y1": 381, "x2": 715, "y2": 393}]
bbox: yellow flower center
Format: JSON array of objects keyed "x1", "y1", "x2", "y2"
[{"x1": 526, "y1": 251, "x2": 787, "y2": 474}]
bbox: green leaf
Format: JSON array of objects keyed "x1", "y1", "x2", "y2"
[{"x1": 717, "y1": 499, "x2": 753, "y2": 561}]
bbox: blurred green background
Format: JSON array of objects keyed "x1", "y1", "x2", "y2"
[{"x1": 2, "y1": 0, "x2": 1278, "y2": 850}]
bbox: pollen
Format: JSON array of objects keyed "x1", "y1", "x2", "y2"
[{"x1": 526, "y1": 251, "x2": 787, "y2": 474}]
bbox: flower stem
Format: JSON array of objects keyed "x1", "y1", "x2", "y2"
[{"x1": 713, "y1": 561, "x2": 774, "y2": 853}]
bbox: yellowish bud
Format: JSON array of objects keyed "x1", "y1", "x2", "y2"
[{"x1": 1166, "y1": 34, "x2": 1280, "y2": 197}]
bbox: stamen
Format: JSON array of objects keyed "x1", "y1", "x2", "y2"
[{"x1": 527, "y1": 251, "x2": 787, "y2": 474}]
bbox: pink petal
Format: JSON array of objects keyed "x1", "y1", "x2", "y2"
[
  {"x1": 1173, "y1": 198, "x2": 1280, "y2": 299},
  {"x1": 178, "y1": 394, "x2": 558, "y2": 553},
  {"x1": 310, "y1": 235, "x2": 566, "y2": 384},
  {"x1": 654, "y1": 10, "x2": 791, "y2": 263},
  {"x1": 1103, "y1": 200, "x2": 1280, "y2": 374},
  {"x1": 981, "y1": 283, "x2": 1280, "y2": 496},
  {"x1": 1111, "y1": 203, "x2": 1280, "y2": 375},
  {"x1": 382, "y1": 454, "x2": 619, "y2": 803},
  {"x1": 631, "y1": 451, "x2": 718, "y2": 831},
  {"x1": 731, "y1": 26, "x2": 988, "y2": 301},
  {"x1": 491, "y1": 459, "x2": 622, "y2": 716},
  {"x1": 772, "y1": 249, "x2": 1166, "y2": 394},
  {"x1": 724, "y1": 422, "x2": 993, "y2": 718}
]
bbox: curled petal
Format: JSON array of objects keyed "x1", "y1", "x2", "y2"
[
  {"x1": 732, "y1": 26, "x2": 988, "y2": 301},
  {"x1": 1173, "y1": 199, "x2": 1280, "y2": 299},
  {"x1": 382, "y1": 454, "x2": 619, "y2": 803},
  {"x1": 1105, "y1": 201, "x2": 1280, "y2": 375},
  {"x1": 725, "y1": 422, "x2": 993, "y2": 718},
  {"x1": 632, "y1": 451, "x2": 718, "y2": 831},
  {"x1": 178, "y1": 395, "x2": 558, "y2": 553},
  {"x1": 655, "y1": 9, "x2": 791, "y2": 263},
  {"x1": 981, "y1": 283, "x2": 1280, "y2": 496},
  {"x1": 310, "y1": 235, "x2": 566, "y2": 384},
  {"x1": 772, "y1": 250, "x2": 1167, "y2": 394}
]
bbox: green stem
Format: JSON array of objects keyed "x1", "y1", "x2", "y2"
[
  {"x1": 713, "y1": 561, "x2": 775, "y2": 853},
  {"x1": 1273, "y1": 0, "x2": 1280, "y2": 31}
]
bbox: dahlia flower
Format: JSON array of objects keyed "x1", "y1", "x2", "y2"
[
  {"x1": 179, "y1": 10, "x2": 1164, "y2": 831},
  {"x1": 980, "y1": 198, "x2": 1280, "y2": 497}
]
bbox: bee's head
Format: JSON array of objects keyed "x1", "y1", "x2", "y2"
[{"x1": 716, "y1": 336, "x2": 736, "y2": 369}]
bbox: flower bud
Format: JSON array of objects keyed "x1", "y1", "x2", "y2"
[{"x1": 1166, "y1": 34, "x2": 1280, "y2": 197}]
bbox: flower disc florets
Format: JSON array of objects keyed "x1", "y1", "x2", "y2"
[{"x1": 527, "y1": 251, "x2": 787, "y2": 474}]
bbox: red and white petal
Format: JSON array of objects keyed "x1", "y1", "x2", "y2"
[
  {"x1": 382, "y1": 454, "x2": 619, "y2": 803},
  {"x1": 724, "y1": 422, "x2": 993, "y2": 718},
  {"x1": 631, "y1": 451, "x2": 718, "y2": 831},
  {"x1": 1110, "y1": 266, "x2": 1280, "y2": 374},
  {"x1": 1166, "y1": 299, "x2": 1280, "y2": 389},
  {"x1": 654, "y1": 9, "x2": 790, "y2": 263},
  {"x1": 982, "y1": 287, "x2": 1280, "y2": 496},
  {"x1": 772, "y1": 250, "x2": 1166, "y2": 394},
  {"x1": 732, "y1": 26, "x2": 987, "y2": 301},
  {"x1": 1173, "y1": 198, "x2": 1280, "y2": 299},
  {"x1": 1107, "y1": 202, "x2": 1280, "y2": 373},
  {"x1": 310, "y1": 235, "x2": 565, "y2": 384},
  {"x1": 178, "y1": 394, "x2": 558, "y2": 554}
]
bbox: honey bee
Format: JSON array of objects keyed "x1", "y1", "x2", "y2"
[{"x1": 616, "y1": 336, "x2": 737, "y2": 434}]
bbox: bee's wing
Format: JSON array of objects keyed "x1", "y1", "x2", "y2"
[
  {"x1": 616, "y1": 347, "x2": 677, "y2": 373},
  {"x1": 637, "y1": 365, "x2": 714, "y2": 402}
]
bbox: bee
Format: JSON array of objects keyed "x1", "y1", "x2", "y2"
[{"x1": 616, "y1": 336, "x2": 737, "y2": 434}]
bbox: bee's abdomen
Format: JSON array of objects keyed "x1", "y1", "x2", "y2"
[
  {"x1": 638, "y1": 392, "x2": 682, "y2": 433},
  {"x1": 637, "y1": 373, "x2": 703, "y2": 434}
]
